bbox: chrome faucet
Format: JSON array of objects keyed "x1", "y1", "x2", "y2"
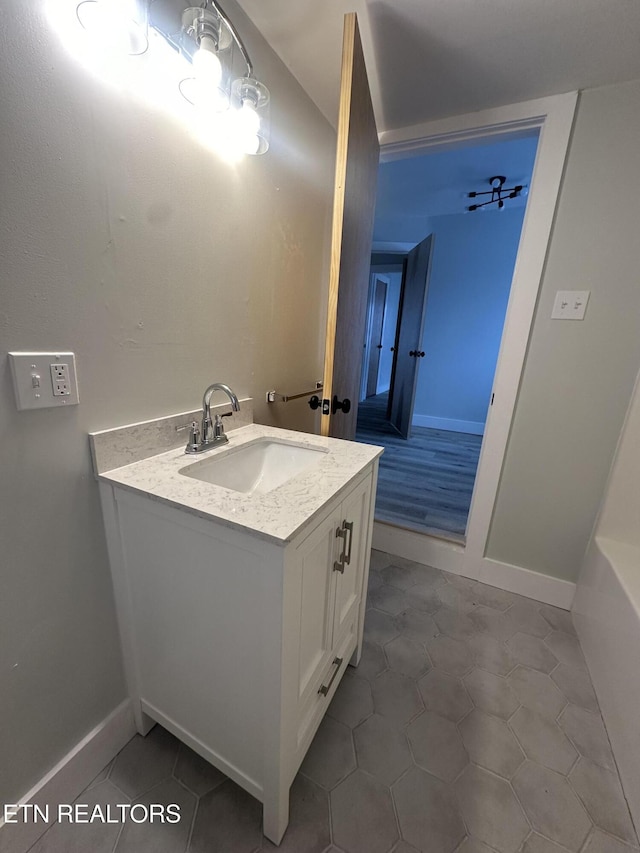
[{"x1": 183, "y1": 382, "x2": 241, "y2": 454}]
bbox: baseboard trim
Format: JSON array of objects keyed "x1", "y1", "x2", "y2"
[
  {"x1": 373, "y1": 521, "x2": 465, "y2": 575},
  {"x1": 372, "y1": 521, "x2": 575, "y2": 609},
  {"x1": 411, "y1": 415, "x2": 485, "y2": 435},
  {"x1": 0, "y1": 699, "x2": 135, "y2": 853},
  {"x1": 477, "y1": 557, "x2": 576, "y2": 609}
]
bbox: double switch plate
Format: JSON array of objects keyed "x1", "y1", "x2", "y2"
[
  {"x1": 8, "y1": 352, "x2": 79, "y2": 410},
  {"x1": 551, "y1": 290, "x2": 590, "y2": 320}
]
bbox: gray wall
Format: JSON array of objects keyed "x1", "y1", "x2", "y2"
[
  {"x1": 0, "y1": 0, "x2": 335, "y2": 804},
  {"x1": 487, "y1": 79, "x2": 640, "y2": 582}
]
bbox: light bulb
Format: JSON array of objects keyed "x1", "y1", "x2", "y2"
[
  {"x1": 193, "y1": 35, "x2": 222, "y2": 87},
  {"x1": 237, "y1": 100, "x2": 261, "y2": 154},
  {"x1": 189, "y1": 34, "x2": 230, "y2": 112}
]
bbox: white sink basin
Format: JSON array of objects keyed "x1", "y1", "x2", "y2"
[{"x1": 179, "y1": 439, "x2": 327, "y2": 494}]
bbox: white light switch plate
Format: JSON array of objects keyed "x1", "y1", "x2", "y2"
[
  {"x1": 551, "y1": 290, "x2": 590, "y2": 320},
  {"x1": 8, "y1": 352, "x2": 79, "y2": 410}
]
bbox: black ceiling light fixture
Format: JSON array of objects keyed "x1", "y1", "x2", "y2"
[{"x1": 466, "y1": 175, "x2": 526, "y2": 212}]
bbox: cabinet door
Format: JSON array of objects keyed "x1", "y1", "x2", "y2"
[
  {"x1": 296, "y1": 506, "x2": 342, "y2": 708},
  {"x1": 332, "y1": 474, "x2": 372, "y2": 641}
]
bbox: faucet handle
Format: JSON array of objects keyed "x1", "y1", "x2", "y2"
[
  {"x1": 176, "y1": 421, "x2": 201, "y2": 453},
  {"x1": 213, "y1": 414, "x2": 225, "y2": 439}
]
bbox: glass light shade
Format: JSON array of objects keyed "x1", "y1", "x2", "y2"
[
  {"x1": 76, "y1": 0, "x2": 148, "y2": 55},
  {"x1": 179, "y1": 8, "x2": 234, "y2": 112},
  {"x1": 231, "y1": 77, "x2": 270, "y2": 155}
]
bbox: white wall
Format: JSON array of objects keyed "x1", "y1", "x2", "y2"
[
  {"x1": 487, "y1": 79, "x2": 640, "y2": 583},
  {"x1": 0, "y1": 0, "x2": 335, "y2": 805},
  {"x1": 413, "y1": 208, "x2": 526, "y2": 432}
]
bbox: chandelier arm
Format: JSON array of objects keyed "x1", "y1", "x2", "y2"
[
  {"x1": 467, "y1": 186, "x2": 522, "y2": 199},
  {"x1": 204, "y1": 0, "x2": 253, "y2": 77},
  {"x1": 469, "y1": 198, "x2": 502, "y2": 211}
]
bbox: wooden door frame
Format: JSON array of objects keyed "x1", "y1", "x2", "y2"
[{"x1": 372, "y1": 92, "x2": 578, "y2": 609}]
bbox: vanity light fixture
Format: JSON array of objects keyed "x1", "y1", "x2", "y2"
[
  {"x1": 178, "y1": 6, "x2": 235, "y2": 113},
  {"x1": 466, "y1": 175, "x2": 526, "y2": 212},
  {"x1": 179, "y1": 2, "x2": 270, "y2": 153},
  {"x1": 74, "y1": 0, "x2": 270, "y2": 154}
]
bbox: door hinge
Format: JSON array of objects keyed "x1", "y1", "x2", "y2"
[{"x1": 491, "y1": 393, "x2": 495, "y2": 406}]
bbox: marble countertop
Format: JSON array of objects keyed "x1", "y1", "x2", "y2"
[{"x1": 98, "y1": 423, "x2": 383, "y2": 544}]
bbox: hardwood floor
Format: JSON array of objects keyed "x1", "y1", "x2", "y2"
[{"x1": 355, "y1": 393, "x2": 482, "y2": 541}]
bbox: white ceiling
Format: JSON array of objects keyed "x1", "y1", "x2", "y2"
[{"x1": 235, "y1": 0, "x2": 640, "y2": 132}]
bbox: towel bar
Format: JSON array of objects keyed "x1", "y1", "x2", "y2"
[{"x1": 266, "y1": 382, "x2": 323, "y2": 403}]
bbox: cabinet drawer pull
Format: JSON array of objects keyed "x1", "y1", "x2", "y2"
[
  {"x1": 318, "y1": 656, "x2": 343, "y2": 696},
  {"x1": 334, "y1": 520, "x2": 354, "y2": 572},
  {"x1": 343, "y1": 521, "x2": 354, "y2": 566},
  {"x1": 334, "y1": 524, "x2": 347, "y2": 573}
]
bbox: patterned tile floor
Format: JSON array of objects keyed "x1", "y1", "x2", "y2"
[{"x1": 24, "y1": 550, "x2": 639, "y2": 853}]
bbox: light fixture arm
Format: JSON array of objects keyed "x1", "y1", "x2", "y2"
[{"x1": 204, "y1": 0, "x2": 253, "y2": 77}]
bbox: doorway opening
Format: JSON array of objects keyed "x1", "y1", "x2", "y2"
[{"x1": 356, "y1": 132, "x2": 539, "y2": 542}]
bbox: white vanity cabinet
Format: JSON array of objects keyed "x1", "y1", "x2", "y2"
[{"x1": 99, "y1": 460, "x2": 377, "y2": 845}]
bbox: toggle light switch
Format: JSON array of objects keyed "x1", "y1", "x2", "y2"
[{"x1": 551, "y1": 290, "x2": 590, "y2": 321}]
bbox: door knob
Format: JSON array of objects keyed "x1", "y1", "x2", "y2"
[
  {"x1": 332, "y1": 396, "x2": 351, "y2": 415},
  {"x1": 409, "y1": 350, "x2": 425, "y2": 358}
]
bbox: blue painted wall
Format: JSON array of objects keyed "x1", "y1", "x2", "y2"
[{"x1": 413, "y1": 207, "x2": 526, "y2": 431}]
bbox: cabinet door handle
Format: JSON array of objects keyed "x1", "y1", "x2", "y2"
[
  {"x1": 334, "y1": 524, "x2": 347, "y2": 573},
  {"x1": 318, "y1": 656, "x2": 343, "y2": 696},
  {"x1": 343, "y1": 521, "x2": 354, "y2": 566}
]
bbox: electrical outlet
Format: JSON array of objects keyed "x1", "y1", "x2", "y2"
[
  {"x1": 9, "y1": 352, "x2": 79, "y2": 410},
  {"x1": 50, "y1": 363, "x2": 71, "y2": 396}
]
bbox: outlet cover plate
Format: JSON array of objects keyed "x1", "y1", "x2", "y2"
[{"x1": 9, "y1": 352, "x2": 79, "y2": 410}]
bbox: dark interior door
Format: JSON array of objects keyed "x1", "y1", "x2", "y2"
[
  {"x1": 366, "y1": 277, "x2": 387, "y2": 397},
  {"x1": 388, "y1": 234, "x2": 434, "y2": 438}
]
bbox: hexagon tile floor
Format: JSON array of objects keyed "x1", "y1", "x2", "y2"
[{"x1": 26, "y1": 550, "x2": 639, "y2": 853}]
